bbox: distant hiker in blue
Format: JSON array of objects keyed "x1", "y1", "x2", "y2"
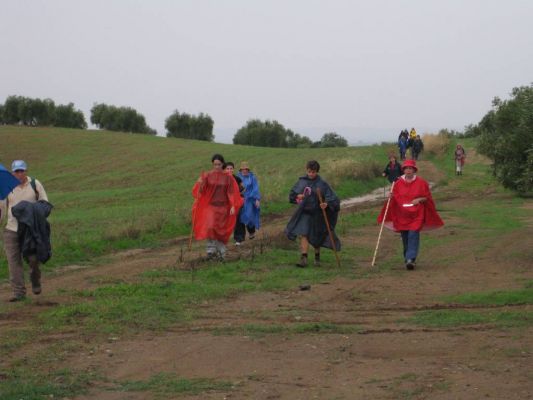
[
  {"x1": 398, "y1": 136, "x2": 408, "y2": 161},
  {"x1": 234, "y1": 161, "x2": 261, "y2": 245}
]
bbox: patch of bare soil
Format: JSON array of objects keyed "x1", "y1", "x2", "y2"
[{"x1": 1, "y1": 164, "x2": 532, "y2": 400}]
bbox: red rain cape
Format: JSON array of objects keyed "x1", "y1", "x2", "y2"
[
  {"x1": 192, "y1": 170, "x2": 243, "y2": 244},
  {"x1": 377, "y1": 175, "x2": 444, "y2": 231}
]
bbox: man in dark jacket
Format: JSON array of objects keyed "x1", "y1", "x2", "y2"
[{"x1": 285, "y1": 160, "x2": 340, "y2": 267}]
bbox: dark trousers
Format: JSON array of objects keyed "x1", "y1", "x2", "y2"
[
  {"x1": 401, "y1": 230, "x2": 420, "y2": 261},
  {"x1": 234, "y1": 220, "x2": 256, "y2": 242}
]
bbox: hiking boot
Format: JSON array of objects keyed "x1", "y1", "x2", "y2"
[
  {"x1": 235, "y1": 241, "x2": 241, "y2": 246},
  {"x1": 8, "y1": 295, "x2": 25, "y2": 303},
  {"x1": 249, "y1": 234, "x2": 255, "y2": 240},
  {"x1": 314, "y1": 254, "x2": 321, "y2": 267},
  {"x1": 405, "y1": 259, "x2": 416, "y2": 270},
  {"x1": 296, "y1": 255, "x2": 308, "y2": 268},
  {"x1": 32, "y1": 284, "x2": 42, "y2": 295},
  {"x1": 206, "y1": 252, "x2": 216, "y2": 261}
]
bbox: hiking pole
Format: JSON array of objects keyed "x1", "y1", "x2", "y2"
[
  {"x1": 316, "y1": 188, "x2": 341, "y2": 268},
  {"x1": 371, "y1": 181, "x2": 395, "y2": 267}
]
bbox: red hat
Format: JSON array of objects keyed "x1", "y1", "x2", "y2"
[{"x1": 402, "y1": 159, "x2": 418, "y2": 172}]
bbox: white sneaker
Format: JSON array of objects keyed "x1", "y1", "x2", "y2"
[{"x1": 235, "y1": 242, "x2": 241, "y2": 246}]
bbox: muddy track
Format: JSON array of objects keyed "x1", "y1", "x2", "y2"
[{"x1": 1, "y1": 159, "x2": 532, "y2": 400}]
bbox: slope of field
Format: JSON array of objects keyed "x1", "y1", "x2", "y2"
[
  {"x1": 0, "y1": 133, "x2": 531, "y2": 399},
  {"x1": 0, "y1": 126, "x2": 389, "y2": 276}
]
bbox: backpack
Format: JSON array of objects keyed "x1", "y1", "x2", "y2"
[{"x1": 30, "y1": 178, "x2": 39, "y2": 200}]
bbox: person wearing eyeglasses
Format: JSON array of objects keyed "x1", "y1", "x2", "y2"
[{"x1": 0, "y1": 160, "x2": 48, "y2": 302}]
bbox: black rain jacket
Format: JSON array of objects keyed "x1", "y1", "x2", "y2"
[{"x1": 12, "y1": 200, "x2": 53, "y2": 263}]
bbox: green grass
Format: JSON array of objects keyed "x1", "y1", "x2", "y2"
[
  {"x1": 410, "y1": 285, "x2": 533, "y2": 328},
  {"x1": 39, "y1": 248, "x2": 356, "y2": 335},
  {"x1": 409, "y1": 309, "x2": 533, "y2": 328},
  {"x1": 443, "y1": 288, "x2": 533, "y2": 306},
  {"x1": 213, "y1": 322, "x2": 361, "y2": 337},
  {"x1": 113, "y1": 372, "x2": 233, "y2": 396},
  {"x1": 0, "y1": 368, "x2": 99, "y2": 400},
  {"x1": 0, "y1": 125, "x2": 391, "y2": 278}
]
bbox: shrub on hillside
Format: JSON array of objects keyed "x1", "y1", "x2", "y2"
[
  {"x1": 326, "y1": 159, "x2": 382, "y2": 186},
  {"x1": 0, "y1": 95, "x2": 86, "y2": 129},
  {"x1": 90, "y1": 103, "x2": 155, "y2": 135},
  {"x1": 165, "y1": 110, "x2": 214, "y2": 141},
  {"x1": 422, "y1": 133, "x2": 450, "y2": 157},
  {"x1": 475, "y1": 84, "x2": 533, "y2": 195},
  {"x1": 233, "y1": 119, "x2": 312, "y2": 148}
]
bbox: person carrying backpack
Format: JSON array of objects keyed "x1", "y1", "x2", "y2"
[{"x1": 0, "y1": 160, "x2": 49, "y2": 302}]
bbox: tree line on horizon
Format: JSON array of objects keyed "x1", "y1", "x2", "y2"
[{"x1": 0, "y1": 95, "x2": 349, "y2": 148}]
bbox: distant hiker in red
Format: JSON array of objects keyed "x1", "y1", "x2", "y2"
[
  {"x1": 192, "y1": 154, "x2": 243, "y2": 261},
  {"x1": 454, "y1": 144, "x2": 466, "y2": 175},
  {"x1": 377, "y1": 160, "x2": 443, "y2": 270}
]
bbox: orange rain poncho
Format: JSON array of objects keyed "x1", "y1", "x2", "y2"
[{"x1": 192, "y1": 170, "x2": 243, "y2": 244}]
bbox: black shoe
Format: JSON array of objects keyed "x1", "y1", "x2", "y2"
[
  {"x1": 8, "y1": 295, "x2": 25, "y2": 302},
  {"x1": 405, "y1": 259, "x2": 416, "y2": 270},
  {"x1": 249, "y1": 234, "x2": 255, "y2": 240},
  {"x1": 32, "y1": 285, "x2": 42, "y2": 295},
  {"x1": 296, "y1": 256, "x2": 308, "y2": 268}
]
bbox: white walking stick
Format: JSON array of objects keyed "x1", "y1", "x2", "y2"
[{"x1": 371, "y1": 181, "x2": 395, "y2": 267}]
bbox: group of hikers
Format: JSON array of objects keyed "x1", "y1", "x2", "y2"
[
  {"x1": 398, "y1": 127, "x2": 424, "y2": 161},
  {"x1": 2, "y1": 140, "x2": 456, "y2": 302}
]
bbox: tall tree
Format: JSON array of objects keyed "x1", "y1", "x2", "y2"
[
  {"x1": 318, "y1": 132, "x2": 348, "y2": 148},
  {"x1": 474, "y1": 84, "x2": 533, "y2": 195},
  {"x1": 90, "y1": 103, "x2": 155, "y2": 134},
  {"x1": 165, "y1": 110, "x2": 214, "y2": 141},
  {"x1": 233, "y1": 119, "x2": 311, "y2": 148}
]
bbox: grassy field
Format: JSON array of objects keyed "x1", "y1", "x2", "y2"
[
  {"x1": 0, "y1": 125, "x2": 391, "y2": 277},
  {"x1": 0, "y1": 130, "x2": 531, "y2": 399}
]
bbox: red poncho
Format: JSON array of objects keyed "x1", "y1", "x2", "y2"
[
  {"x1": 192, "y1": 170, "x2": 243, "y2": 244},
  {"x1": 377, "y1": 175, "x2": 444, "y2": 231}
]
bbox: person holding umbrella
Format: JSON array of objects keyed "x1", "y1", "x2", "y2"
[
  {"x1": 285, "y1": 160, "x2": 341, "y2": 267},
  {"x1": 0, "y1": 160, "x2": 49, "y2": 302},
  {"x1": 377, "y1": 160, "x2": 443, "y2": 270}
]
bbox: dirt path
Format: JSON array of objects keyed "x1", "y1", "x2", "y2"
[{"x1": 1, "y1": 160, "x2": 532, "y2": 399}]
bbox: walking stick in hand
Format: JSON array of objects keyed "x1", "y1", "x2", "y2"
[
  {"x1": 371, "y1": 181, "x2": 395, "y2": 267},
  {"x1": 316, "y1": 188, "x2": 341, "y2": 268}
]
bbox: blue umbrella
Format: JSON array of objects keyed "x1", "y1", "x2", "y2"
[{"x1": 0, "y1": 163, "x2": 21, "y2": 200}]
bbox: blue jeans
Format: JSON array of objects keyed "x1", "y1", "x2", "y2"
[{"x1": 401, "y1": 230, "x2": 420, "y2": 261}]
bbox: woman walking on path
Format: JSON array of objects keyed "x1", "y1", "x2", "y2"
[
  {"x1": 454, "y1": 144, "x2": 466, "y2": 175},
  {"x1": 398, "y1": 136, "x2": 408, "y2": 161},
  {"x1": 192, "y1": 154, "x2": 243, "y2": 261},
  {"x1": 286, "y1": 160, "x2": 341, "y2": 268},
  {"x1": 234, "y1": 161, "x2": 261, "y2": 245},
  {"x1": 377, "y1": 160, "x2": 443, "y2": 270},
  {"x1": 382, "y1": 154, "x2": 402, "y2": 183}
]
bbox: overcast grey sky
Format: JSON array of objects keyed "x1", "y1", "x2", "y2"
[{"x1": 1, "y1": 0, "x2": 532, "y2": 143}]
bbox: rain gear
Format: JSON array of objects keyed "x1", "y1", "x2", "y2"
[
  {"x1": 237, "y1": 171, "x2": 261, "y2": 229},
  {"x1": 192, "y1": 170, "x2": 243, "y2": 244},
  {"x1": 11, "y1": 200, "x2": 53, "y2": 263},
  {"x1": 377, "y1": 175, "x2": 443, "y2": 231},
  {"x1": 285, "y1": 175, "x2": 341, "y2": 250}
]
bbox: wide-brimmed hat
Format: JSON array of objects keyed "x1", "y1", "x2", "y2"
[
  {"x1": 239, "y1": 161, "x2": 250, "y2": 170},
  {"x1": 402, "y1": 159, "x2": 418, "y2": 172}
]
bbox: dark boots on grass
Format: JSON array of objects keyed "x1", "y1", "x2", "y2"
[{"x1": 296, "y1": 252, "x2": 320, "y2": 268}]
